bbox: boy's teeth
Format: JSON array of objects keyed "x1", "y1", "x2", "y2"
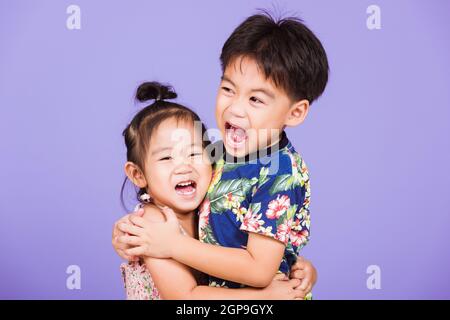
[{"x1": 226, "y1": 124, "x2": 247, "y2": 144}]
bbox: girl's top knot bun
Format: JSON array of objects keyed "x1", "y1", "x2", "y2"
[{"x1": 136, "y1": 82, "x2": 177, "y2": 103}]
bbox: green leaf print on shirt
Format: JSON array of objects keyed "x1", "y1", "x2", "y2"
[
  {"x1": 222, "y1": 162, "x2": 246, "y2": 173},
  {"x1": 209, "y1": 177, "x2": 258, "y2": 213},
  {"x1": 202, "y1": 222, "x2": 219, "y2": 245},
  {"x1": 268, "y1": 174, "x2": 299, "y2": 195},
  {"x1": 249, "y1": 202, "x2": 261, "y2": 215}
]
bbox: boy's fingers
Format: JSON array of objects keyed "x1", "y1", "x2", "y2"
[
  {"x1": 160, "y1": 207, "x2": 178, "y2": 223},
  {"x1": 132, "y1": 208, "x2": 145, "y2": 217},
  {"x1": 117, "y1": 249, "x2": 134, "y2": 261},
  {"x1": 113, "y1": 239, "x2": 129, "y2": 251},
  {"x1": 118, "y1": 235, "x2": 142, "y2": 246},
  {"x1": 118, "y1": 223, "x2": 144, "y2": 236},
  {"x1": 129, "y1": 215, "x2": 148, "y2": 228},
  {"x1": 125, "y1": 246, "x2": 147, "y2": 257}
]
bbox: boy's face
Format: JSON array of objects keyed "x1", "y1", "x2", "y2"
[{"x1": 215, "y1": 56, "x2": 294, "y2": 158}]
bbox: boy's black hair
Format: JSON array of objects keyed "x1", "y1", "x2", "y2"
[{"x1": 220, "y1": 10, "x2": 329, "y2": 103}]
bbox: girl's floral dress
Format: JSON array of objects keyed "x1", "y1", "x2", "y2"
[
  {"x1": 120, "y1": 260, "x2": 161, "y2": 300},
  {"x1": 120, "y1": 204, "x2": 187, "y2": 300}
]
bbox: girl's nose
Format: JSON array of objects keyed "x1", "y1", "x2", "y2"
[{"x1": 173, "y1": 162, "x2": 193, "y2": 175}]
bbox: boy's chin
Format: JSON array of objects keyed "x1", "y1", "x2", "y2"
[{"x1": 224, "y1": 143, "x2": 258, "y2": 159}]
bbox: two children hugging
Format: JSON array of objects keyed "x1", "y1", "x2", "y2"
[{"x1": 112, "y1": 11, "x2": 329, "y2": 300}]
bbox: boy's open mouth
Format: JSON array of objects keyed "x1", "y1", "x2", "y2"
[
  {"x1": 175, "y1": 180, "x2": 197, "y2": 196},
  {"x1": 225, "y1": 122, "x2": 247, "y2": 148}
]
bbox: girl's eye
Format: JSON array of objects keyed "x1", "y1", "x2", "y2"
[
  {"x1": 221, "y1": 86, "x2": 233, "y2": 95},
  {"x1": 190, "y1": 153, "x2": 202, "y2": 157},
  {"x1": 159, "y1": 156, "x2": 172, "y2": 161},
  {"x1": 250, "y1": 96, "x2": 264, "y2": 105}
]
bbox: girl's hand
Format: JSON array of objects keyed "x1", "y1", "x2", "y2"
[
  {"x1": 112, "y1": 208, "x2": 145, "y2": 261},
  {"x1": 117, "y1": 207, "x2": 182, "y2": 259},
  {"x1": 262, "y1": 274, "x2": 306, "y2": 300},
  {"x1": 290, "y1": 256, "x2": 317, "y2": 294}
]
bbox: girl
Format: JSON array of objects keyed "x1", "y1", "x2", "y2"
[{"x1": 118, "y1": 82, "x2": 306, "y2": 299}]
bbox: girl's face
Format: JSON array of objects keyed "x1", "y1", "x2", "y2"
[{"x1": 143, "y1": 118, "x2": 212, "y2": 213}]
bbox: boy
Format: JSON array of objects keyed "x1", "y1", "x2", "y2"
[{"x1": 114, "y1": 11, "x2": 328, "y2": 296}]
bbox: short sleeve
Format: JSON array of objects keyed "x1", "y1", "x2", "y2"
[{"x1": 239, "y1": 164, "x2": 309, "y2": 248}]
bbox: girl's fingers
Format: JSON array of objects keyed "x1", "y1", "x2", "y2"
[
  {"x1": 118, "y1": 235, "x2": 142, "y2": 246},
  {"x1": 118, "y1": 222, "x2": 144, "y2": 236},
  {"x1": 125, "y1": 246, "x2": 147, "y2": 257},
  {"x1": 291, "y1": 257, "x2": 305, "y2": 272},
  {"x1": 291, "y1": 269, "x2": 306, "y2": 280},
  {"x1": 288, "y1": 278, "x2": 301, "y2": 288},
  {"x1": 299, "y1": 274, "x2": 312, "y2": 290},
  {"x1": 294, "y1": 288, "x2": 307, "y2": 300},
  {"x1": 305, "y1": 283, "x2": 313, "y2": 294},
  {"x1": 273, "y1": 273, "x2": 288, "y2": 281}
]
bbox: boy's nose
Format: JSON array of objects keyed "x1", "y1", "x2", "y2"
[{"x1": 228, "y1": 100, "x2": 246, "y2": 118}]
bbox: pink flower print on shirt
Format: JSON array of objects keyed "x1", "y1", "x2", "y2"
[{"x1": 266, "y1": 195, "x2": 290, "y2": 219}]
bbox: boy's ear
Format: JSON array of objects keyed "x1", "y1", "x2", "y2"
[
  {"x1": 284, "y1": 99, "x2": 310, "y2": 127},
  {"x1": 124, "y1": 161, "x2": 147, "y2": 188}
]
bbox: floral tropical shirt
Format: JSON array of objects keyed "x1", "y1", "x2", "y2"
[{"x1": 198, "y1": 132, "x2": 311, "y2": 289}]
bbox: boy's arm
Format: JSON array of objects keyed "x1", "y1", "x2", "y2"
[
  {"x1": 121, "y1": 164, "x2": 309, "y2": 288},
  {"x1": 121, "y1": 210, "x2": 285, "y2": 288},
  {"x1": 137, "y1": 209, "x2": 306, "y2": 300},
  {"x1": 171, "y1": 232, "x2": 285, "y2": 288}
]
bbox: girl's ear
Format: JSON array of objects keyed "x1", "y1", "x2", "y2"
[
  {"x1": 284, "y1": 99, "x2": 310, "y2": 127},
  {"x1": 124, "y1": 161, "x2": 147, "y2": 188}
]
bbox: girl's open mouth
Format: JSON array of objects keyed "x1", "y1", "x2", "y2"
[
  {"x1": 225, "y1": 122, "x2": 247, "y2": 148},
  {"x1": 175, "y1": 180, "x2": 197, "y2": 196}
]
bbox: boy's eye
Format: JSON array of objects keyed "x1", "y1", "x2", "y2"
[{"x1": 250, "y1": 96, "x2": 264, "y2": 104}]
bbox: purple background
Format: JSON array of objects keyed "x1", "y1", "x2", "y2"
[{"x1": 1, "y1": 0, "x2": 449, "y2": 299}]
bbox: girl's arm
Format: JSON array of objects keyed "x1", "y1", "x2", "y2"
[
  {"x1": 131, "y1": 206, "x2": 303, "y2": 299},
  {"x1": 144, "y1": 254, "x2": 303, "y2": 300}
]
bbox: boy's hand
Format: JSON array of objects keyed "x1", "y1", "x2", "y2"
[
  {"x1": 289, "y1": 256, "x2": 317, "y2": 294},
  {"x1": 117, "y1": 207, "x2": 182, "y2": 258},
  {"x1": 111, "y1": 208, "x2": 145, "y2": 261}
]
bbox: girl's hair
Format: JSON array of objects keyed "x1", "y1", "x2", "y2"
[{"x1": 120, "y1": 81, "x2": 210, "y2": 210}]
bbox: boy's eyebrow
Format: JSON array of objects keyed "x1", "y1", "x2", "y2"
[
  {"x1": 221, "y1": 75, "x2": 275, "y2": 100},
  {"x1": 221, "y1": 75, "x2": 236, "y2": 87},
  {"x1": 251, "y1": 88, "x2": 275, "y2": 100}
]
